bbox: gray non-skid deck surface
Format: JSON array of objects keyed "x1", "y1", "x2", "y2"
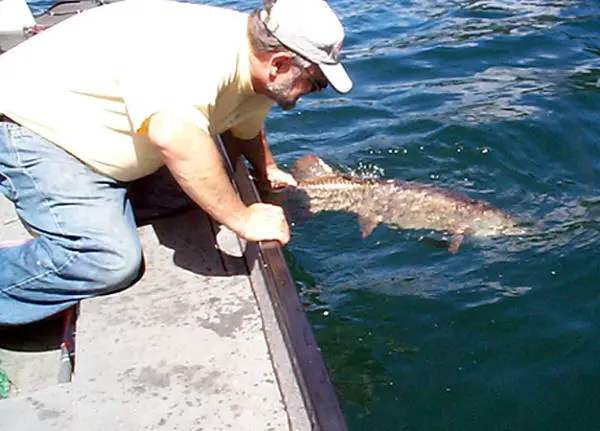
[
  {"x1": 0, "y1": 194, "x2": 309, "y2": 430},
  {"x1": 1, "y1": 1, "x2": 314, "y2": 428}
]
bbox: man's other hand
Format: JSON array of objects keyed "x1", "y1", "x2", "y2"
[
  {"x1": 266, "y1": 165, "x2": 297, "y2": 189},
  {"x1": 239, "y1": 203, "x2": 290, "y2": 245}
]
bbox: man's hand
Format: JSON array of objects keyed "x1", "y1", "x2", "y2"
[
  {"x1": 265, "y1": 165, "x2": 297, "y2": 189},
  {"x1": 148, "y1": 116, "x2": 291, "y2": 245},
  {"x1": 239, "y1": 203, "x2": 290, "y2": 245},
  {"x1": 220, "y1": 129, "x2": 298, "y2": 190}
]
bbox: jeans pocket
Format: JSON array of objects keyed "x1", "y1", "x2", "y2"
[
  {"x1": 6, "y1": 125, "x2": 51, "y2": 169},
  {"x1": 7, "y1": 123, "x2": 37, "y2": 139}
]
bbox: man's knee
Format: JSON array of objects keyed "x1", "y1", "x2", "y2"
[
  {"x1": 101, "y1": 247, "x2": 143, "y2": 292},
  {"x1": 75, "y1": 239, "x2": 144, "y2": 294}
]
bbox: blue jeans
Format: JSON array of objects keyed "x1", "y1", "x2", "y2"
[{"x1": 0, "y1": 122, "x2": 144, "y2": 325}]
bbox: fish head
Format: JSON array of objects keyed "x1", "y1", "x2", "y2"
[
  {"x1": 258, "y1": 154, "x2": 335, "y2": 212},
  {"x1": 293, "y1": 154, "x2": 335, "y2": 182}
]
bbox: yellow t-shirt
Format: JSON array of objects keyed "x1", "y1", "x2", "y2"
[{"x1": 0, "y1": 0, "x2": 274, "y2": 181}]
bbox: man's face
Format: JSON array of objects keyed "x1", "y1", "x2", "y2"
[{"x1": 266, "y1": 62, "x2": 329, "y2": 111}]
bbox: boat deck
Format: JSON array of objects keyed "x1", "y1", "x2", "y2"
[{"x1": 0, "y1": 176, "x2": 307, "y2": 429}]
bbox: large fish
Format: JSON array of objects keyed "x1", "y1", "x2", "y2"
[{"x1": 266, "y1": 154, "x2": 527, "y2": 253}]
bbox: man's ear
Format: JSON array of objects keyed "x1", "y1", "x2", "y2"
[{"x1": 269, "y1": 51, "x2": 294, "y2": 78}]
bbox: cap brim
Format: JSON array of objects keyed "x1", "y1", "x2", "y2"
[{"x1": 320, "y1": 63, "x2": 353, "y2": 94}]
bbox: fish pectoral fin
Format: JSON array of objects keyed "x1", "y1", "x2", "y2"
[
  {"x1": 358, "y1": 215, "x2": 380, "y2": 239},
  {"x1": 448, "y1": 234, "x2": 464, "y2": 254}
]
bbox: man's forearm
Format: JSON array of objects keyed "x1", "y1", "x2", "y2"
[
  {"x1": 221, "y1": 128, "x2": 276, "y2": 178},
  {"x1": 148, "y1": 113, "x2": 249, "y2": 234}
]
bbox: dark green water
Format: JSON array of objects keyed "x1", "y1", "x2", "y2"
[{"x1": 31, "y1": 0, "x2": 600, "y2": 429}]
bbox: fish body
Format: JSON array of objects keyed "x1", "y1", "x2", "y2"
[{"x1": 269, "y1": 154, "x2": 526, "y2": 252}]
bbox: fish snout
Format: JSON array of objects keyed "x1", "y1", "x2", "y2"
[{"x1": 293, "y1": 154, "x2": 335, "y2": 182}]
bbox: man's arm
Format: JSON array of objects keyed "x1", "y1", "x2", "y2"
[
  {"x1": 147, "y1": 112, "x2": 290, "y2": 244},
  {"x1": 221, "y1": 128, "x2": 297, "y2": 189}
]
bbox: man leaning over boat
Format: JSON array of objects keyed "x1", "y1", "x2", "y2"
[{"x1": 0, "y1": 0, "x2": 353, "y2": 326}]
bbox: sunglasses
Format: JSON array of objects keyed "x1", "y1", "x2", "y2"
[
  {"x1": 302, "y1": 65, "x2": 328, "y2": 93},
  {"x1": 290, "y1": 54, "x2": 329, "y2": 92}
]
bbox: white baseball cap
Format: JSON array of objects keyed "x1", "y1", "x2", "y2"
[{"x1": 260, "y1": 0, "x2": 353, "y2": 94}]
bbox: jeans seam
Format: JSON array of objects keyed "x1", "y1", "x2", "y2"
[
  {"x1": 0, "y1": 171, "x2": 16, "y2": 201},
  {"x1": 2, "y1": 245, "x2": 79, "y2": 294},
  {"x1": 8, "y1": 127, "x2": 68, "y2": 237},
  {"x1": 3, "y1": 127, "x2": 80, "y2": 293}
]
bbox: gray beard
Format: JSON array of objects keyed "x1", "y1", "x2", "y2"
[{"x1": 266, "y1": 68, "x2": 301, "y2": 111}]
